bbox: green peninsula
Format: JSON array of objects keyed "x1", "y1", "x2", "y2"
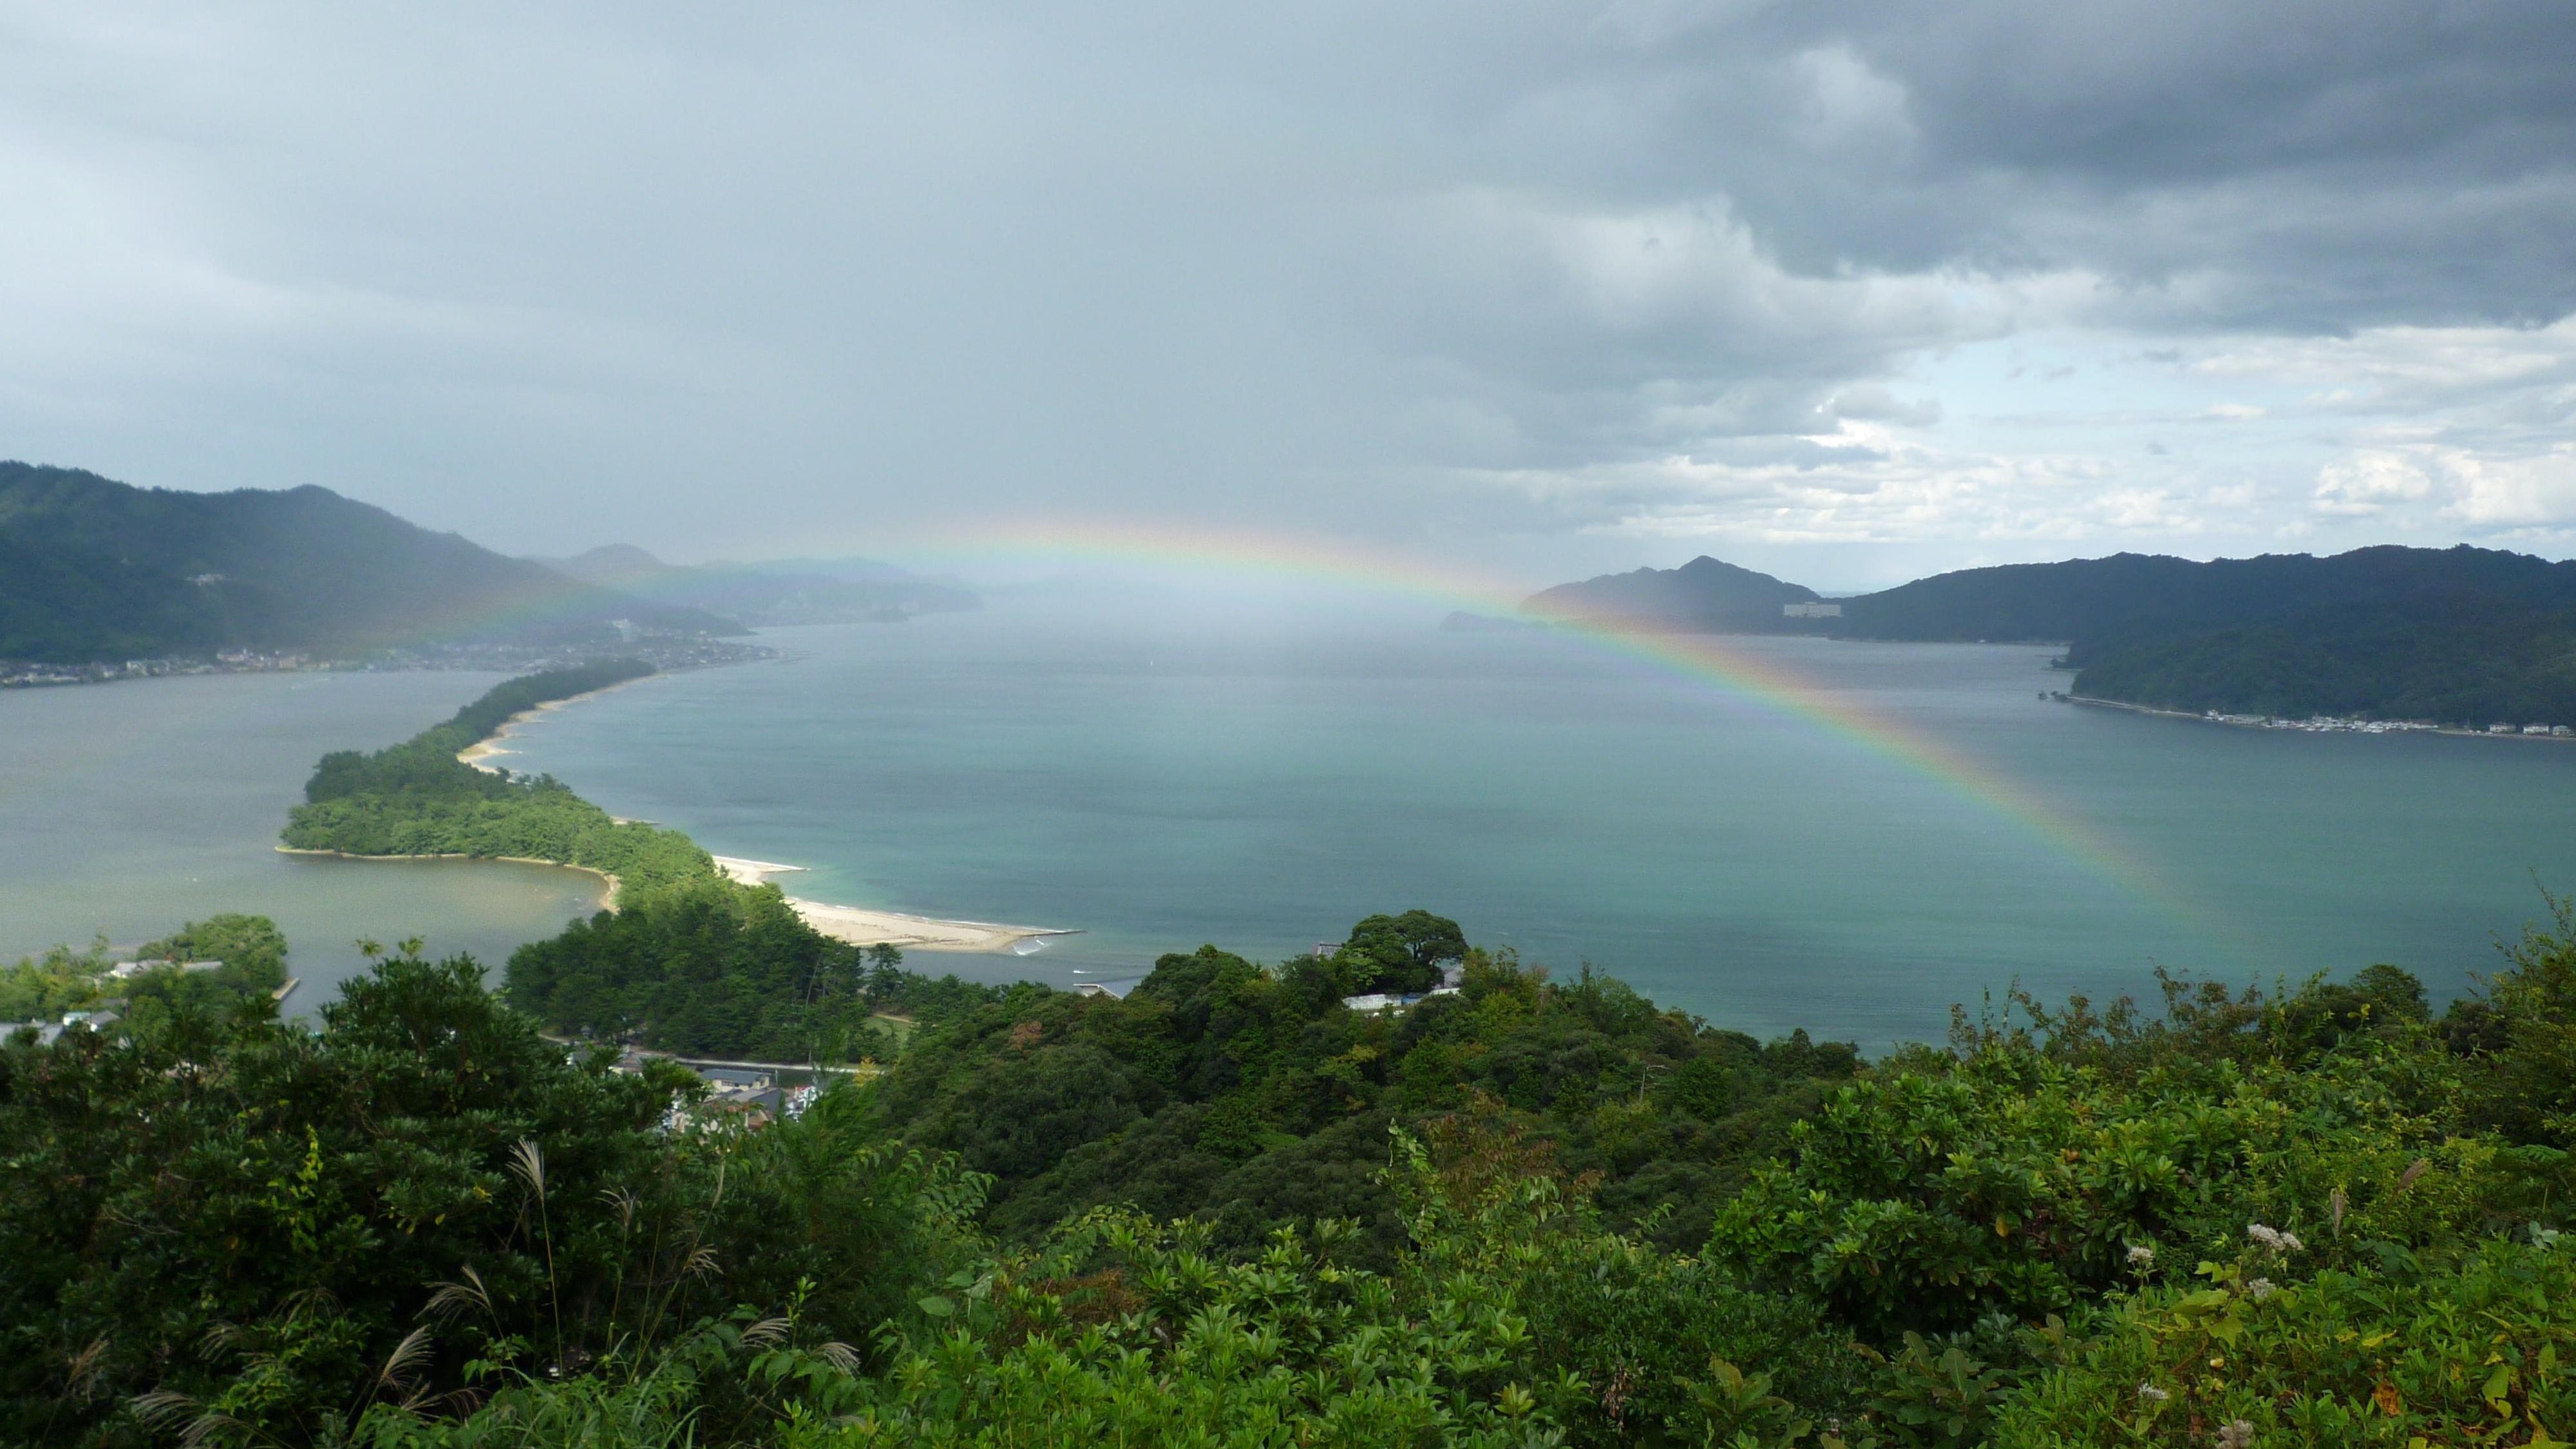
[
  {"x1": 280, "y1": 663, "x2": 999, "y2": 1064},
  {"x1": 280, "y1": 659, "x2": 719, "y2": 897}
]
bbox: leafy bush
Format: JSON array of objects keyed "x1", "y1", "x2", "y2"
[
  {"x1": 1994, "y1": 1232, "x2": 2576, "y2": 1446},
  {"x1": 0, "y1": 938, "x2": 116, "y2": 1024},
  {"x1": 0, "y1": 948, "x2": 977, "y2": 1449},
  {"x1": 0, "y1": 914, "x2": 289, "y2": 1028},
  {"x1": 26, "y1": 899, "x2": 2576, "y2": 1447},
  {"x1": 1705, "y1": 965, "x2": 2517, "y2": 1341}
]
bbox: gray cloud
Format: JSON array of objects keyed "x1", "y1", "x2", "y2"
[{"x1": 0, "y1": 1, "x2": 2569, "y2": 581}]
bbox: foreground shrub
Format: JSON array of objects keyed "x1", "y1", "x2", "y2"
[
  {"x1": 1995, "y1": 1231, "x2": 2576, "y2": 1446},
  {"x1": 0, "y1": 950, "x2": 977, "y2": 1449}
]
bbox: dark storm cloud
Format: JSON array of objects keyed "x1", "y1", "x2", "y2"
[{"x1": 1430, "y1": 0, "x2": 2576, "y2": 327}]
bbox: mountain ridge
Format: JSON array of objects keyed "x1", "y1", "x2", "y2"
[
  {"x1": 539, "y1": 544, "x2": 981, "y2": 625},
  {"x1": 0, "y1": 462, "x2": 737, "y2": 663},
  {"x1": 1523, "y1": 555, "x2": 1822, "y2": 632},
  {"x1": 1524, "y1": 545, "x2": 2576, "y2": 726}
]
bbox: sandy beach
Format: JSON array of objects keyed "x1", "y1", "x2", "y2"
[
  {"x1": 712, "y1": 855, "x2": 1072, "y2": 954},
  {"x1": 457, "y1": 677, "x2": 655, "y2": 775}
]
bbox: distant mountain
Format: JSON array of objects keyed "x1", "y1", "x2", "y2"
[
  {"x1": 1521, "y1": 556, "x2": 1822, "y2": 632},
  {"x1": 542, "y1": 545, "x2": 980, "y2": 626},
  {"x1": 1839, "y1": 547, "x2": 2576, "y2": 724},
  {"x1": 1521, "y1": 545, "x2": 2576, "y2": 725},
  {"x1": 0, "y1": 462, "x2": 737, "y2": 663},
  {"x1": 1832, "y1": 546, "x2": 2576, "y2": 650},
  {"x1": 2070, "y1": 595, "x2": 2576, "y2": 724}
]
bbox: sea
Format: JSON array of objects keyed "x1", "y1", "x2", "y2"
[{"x1": 8, "y1": 592, "x2": 2576, "y2": 1047}]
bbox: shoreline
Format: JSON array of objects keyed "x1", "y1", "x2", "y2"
[
  {"x1": 6, "y1": 639, "x2": 774, "y2": 694},
  {"x1": 361, "y1": 661, "x2": 1079, "y2": 956},
  {"x1": 711, "y1": 856, "x2": 1075, "y2": 954},
  {"x1": 457, "y1": 675, "x2": 657, "y2": 775},
  {"x1": 277, "y1": 845, "x2": 621, "y2": 909},
  {"x1": 2066, "y1": 694, "x2": 2575, "y2": 741}
]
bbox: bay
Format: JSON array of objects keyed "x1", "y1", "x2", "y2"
[
  {"x1": 491, "y1": 599, "x2": 2576, "y2": 1047},
  {"x1": 0, "y1": 670, "x2": 610, "y2": 1014}
]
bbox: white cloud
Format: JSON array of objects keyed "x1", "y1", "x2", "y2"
[
  {"x1": 2192, "y1": 317, "x2": 2576, "y2": 414},
  {"x1": 2306, "y1": 440, "x2": 2576, "y2": 532},
  {"x1": 2438, "y1": 445, "x2": 2576, "y2": 528},
  {"x1": 1463, "y1": 419, "x2": 2235, "y2": 545},
  {"x1": 2312, "y1": 450, "x2": 2436, "y2": 515}
]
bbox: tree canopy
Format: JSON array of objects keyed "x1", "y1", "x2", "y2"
[{"x1": 14, "y1": 906, "x2": 2576, "y2": 1447}]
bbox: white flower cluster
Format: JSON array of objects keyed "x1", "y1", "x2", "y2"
[
  {"x1": 2126, "y1": 1243, "x2": 2155, "y2": 1268},
  {"x1": 2136, "y1": 1384, "x2": 2171, "y2": 1404},
  {"x1": 2246, "y1": 1277, "x2": 2277, "y2": 1301},
  {"x1": 2215, "y1": 1419, "x2": 2255, "y2": 1448},
  {"x1": 2245, "y1": 1223, "x2": 2304, "y2": 1254}
]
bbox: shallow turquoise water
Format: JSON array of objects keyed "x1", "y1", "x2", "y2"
[{"x1": 488, "y1": 603, "x2": 2576, "y2": 1046}]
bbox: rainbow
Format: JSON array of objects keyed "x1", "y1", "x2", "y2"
[{"x1": 905, "y1": 517, "x2": 2232, "y2": 950}]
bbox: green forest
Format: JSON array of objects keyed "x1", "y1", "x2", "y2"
[
  {"x1": 0, "y1": 914, "x2": 288, "y2": 1028},
  {"x1": 506, "y1": 881, "x2": 948, "y2": 1064},
  {"x1": 2069, "y1": 600, "x2": 2576, "y2": 724},
  {"x1": 281, "y1": 661, "x2": 722, "y2": 898},
  {"x1": 13, "y1": 902, "x2": 2576, "y2": 1447},
  {"x1": 856, "y1": 934, "x2": 1857, "y2": 1255}
]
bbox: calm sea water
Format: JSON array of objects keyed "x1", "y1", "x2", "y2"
[
  {"x1": 0, "y1": 670, "x2": 608, "y2": 1015},
  {"x1": 472, "y1": 600, "x2": 2576, "y2": 1047},
  {"x1": 8, "y1": 602, "x2": 2572, "y2": 1045}
]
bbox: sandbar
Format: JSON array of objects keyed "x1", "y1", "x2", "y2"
[
  {"x1": 457, "y1": 677, "x2": 653, "y2": 775},
  {"x1": 712, "y1": 855, "x2": 1072, "y2": 954}
]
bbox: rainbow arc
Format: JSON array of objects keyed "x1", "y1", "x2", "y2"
[{"x1": 910, "y1": 517, "x2": 2232, "y2": 953}]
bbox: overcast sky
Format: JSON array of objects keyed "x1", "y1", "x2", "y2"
[{"x1": 3, "y1": 2, "x2": 2573, "y2": 590}]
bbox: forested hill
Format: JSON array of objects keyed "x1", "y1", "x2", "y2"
[
  {"x1": 19, "y1": 899, "x2": 2576, "y2": 1446},
  {"x1": 542, "y1": 544, "x2": 981, "y2": 625},
  {"x1": 1524, "y1": 545, "x2": 2576, "y2": 724},
  {"x1": 1850, "y1": 546, "x2": 2576, "y2": 724},
  {"x1": 1830, "y1": 545, "x2": 2576, "y2": 648},
  {"x1": 1523, "y1": 555, "x2": 1822, "y2": 631},
  {"x1": 0, "y1": 462, "x2": 739, "y2": 663}
]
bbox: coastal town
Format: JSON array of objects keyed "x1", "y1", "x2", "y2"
[
  {"x1": 0, "y1": 648, "x2": 314, "y2": 689},
  {"x1": 0, "y1": 635, "x2": 774, "y2": 690},
  {"x1": 2202, "y1": 712, "x2": 2574, "y2": 737},
  {"x1": 2061, "y1": 692, "x2": 2575, "y2": 739}
]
